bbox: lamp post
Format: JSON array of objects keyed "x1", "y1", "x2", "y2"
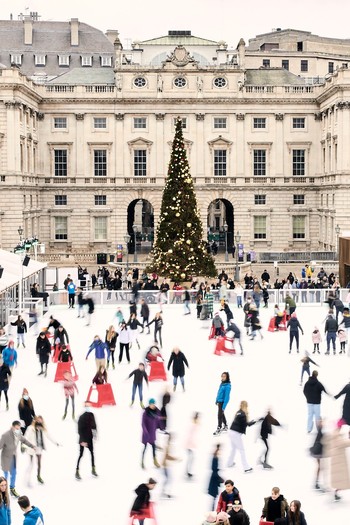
[
  {"x1": 234, "y1": 231, "x2": 241, "y2": 282},
  {"x1": 17, "y1": 226, "x2": 24, "y2": 314},
  {"x1": 133, "y1": 224, "x2": 138, "y2": 263},
  {"x1": 335, "y1": 224, "x2": 340, "y2": 261},
  {"x1": 223, "y1": 221, "x2": 228, "y2": 262},
  {"x1": 124, "y1": 233, "x2": 131, "y2": 275}
]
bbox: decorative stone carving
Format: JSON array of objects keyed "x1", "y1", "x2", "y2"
[
  {"x1": 314, "y1": 112, "x2": 322, "y2": 121},
  {"x1": 196, "y1": 113, "x2": 205, "y2": 121},
  {"x1": 75, "y1": 113, "x2": 85, "y2": 120},
  {"x1": 236, "y1": 113, "x2": 245, "y2": 121},
  {"x1": 115, "y1": 113, "x2": 124, "y2": 121},
  {"x1": 166, "y1": 45, "x2": 196, "y2": 67},
  {"x1": 37, "y1": 112, "x2": 45, "y2": 120},
  {"x1": 155, "y1": 113, "x2": 165, "y2": 121},
  {"x1": 275, "y1": 113, "x2": 284, "y2": 121}
]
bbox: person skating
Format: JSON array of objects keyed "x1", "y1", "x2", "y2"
[
  {"x1": 185, "y1": 412, "x2": 200, "y2": 479},
  {"x1": 183, "y1": 287, "x2": 191, "y2": 315},
  {"x1": 117, "y1": 322, "x2": 131, "y2": 364},
  {"x1": 58, "y1": 344, "x2": 73, "y2": 362},
  {"x1": 92, "y1": 365, "x2": 107, "y2": 385},
  {"x1": 17, "y1": 495, "x2": 44, "y2": 525},
  {"x1": 337, "y1": 327, "x2": 347, "y2": 354},
  {"x1": 141, "y1": 398, "x2": 162, "y2": 469},
  {"x1": 334, "y1": 380, "x2": 350, "y2": 427},
  {"x1": 0, "y1": 476, "x2": 11, "y2": 525},
  {"x1": 54, "y1": 324, "x2": 70, "y2": 346},
  {"x1": 249, "y1": 305, "x2": 263, "y2": 340},
  {"x1": 261, "y1": 486, "x2": 289, "y2": 523},
  {"x1": 23, "y1": 415, "x2": 59, "y2": 485},
  {"x1": 227, "y1": 501, "x2": 250, "y2": 525},
  {"x1": 287, "y1": 313, "x2": 304, "y2": 353},
  {"x1": 167, "y1": 347, "x2": 189, "y2": 392},
  {"x1": 1, "y1": 342, "x2": 17, "y2": 377},
  {"x1": 226, "y1": 321, "x2": 244, "y2": 355},
  {"x1": 0, "y1": 328, "x2": 8, "y2": 354},
  {"x1": 213, "y1": 372, "x2": 231, "y2": 435},
  {"x1": 130, "y1": 478, "x2": 157, "y2": 525},
  {"x1": 67, "y1": 279, "x2": 76, "y2": 308},
  {"x1": 105, "y1": 325, "x2": 117, "y2": 370},
  {"x1": 312, "y1": 326, "x2": 321, "y2": 354},
  {"x1": 75, "y1": 402, "x2": 98, "y2": 480},
  {"x1": 140, "y1": 299, "x2": 150, "y2": 332},
  {"x1": 300, "y1": 351, "x2": 318, "y2": 385},
  {"x1": 127, "y1": 363, "x2": 149, "y2": 408},
  {"x1": 18, "y1": 389, "x2": 35, "y2": 435},
  {"x1": 62, "y1": 371, "x2": 78, "y2": 420},
  {"x1": 127, "y1": 312, "x2": 142, "y2": 350},
  {"x1": 161, "y1": 432, "x2": 179, "y2": 498},
  {"x1": 220, "y1": 300, "x2": 233, "y2": 328},
  {"x1": 207, "y1": 444, "x2": 224, "y2": 511},
  {"x1": 0, "y1": 360, "x2": 11, "y2": 411},
  {"x1": 147, "y1": 312, "x2": 164, "y2": 348},
  {"x1": 227, "y1": 401, "x2": 257, "y2": 473},
  {"x1": 86, "y1": 335, "x2": 110, "y2": 370},
  {"x1": 309, "y1": 418, "x2": 325, "y2": 491},
  {"x1": 259, "y1": 409, "x2": 282, "y2": 469},
  {"x1": 216, "y1": 479, "x2": 242, "y2": 512},
  {"x1": 324, "y1": 313, "x2": 338, "y2": 355},
  {"x1": 303, "y1": 370, "x2": 328, "y2": 433},
  {"x1": 36, "y1": 332, "x2": 51, "y2": 377},
  {"x1": 10, "y1": 316, "x2": 27, "y2": 348}
]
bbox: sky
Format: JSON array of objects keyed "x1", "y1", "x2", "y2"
[{"x1": 1, "y1": 0, "x2": 350, "y2": 48}]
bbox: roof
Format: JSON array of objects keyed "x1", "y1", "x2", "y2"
[
  {"x1": 0, "y1": 249, "x2": 47, "y2": 293},
  {"x1": 245, "y1": 68, "x2": 306, "y2": 85},
  {"x1": 139, "y1": 34, "x2": 218, "y2": 46},
  {"x1": 49, "y1": 67, "x2": 115, "y2": 85}
]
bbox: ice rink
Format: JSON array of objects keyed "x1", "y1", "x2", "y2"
[{"x1": 2, "y1": 299, "x2": 350, "y2": 525}]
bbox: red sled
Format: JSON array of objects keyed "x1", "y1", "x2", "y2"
[
  {"x1": 86, "y1": 383, "x2": 116, "y2": 407},
  {"x1": 259, "y1": 521, "x2": 274, "y2": 525},
  {"x1": 214, "y1": 336, "x2": 236, "y2": 356},
  {"x1": 54, "y1": 361, "x2": 78, "y2": 382},
  {"x1": 129, "y1": 502, "x2": 157, "y2": 524},
  {"x1": 148, "y1": 361, "x2": 167, "y2": 381},
  {"x1": 267, "y1": 312, "x2": 287, "y2": 332}
]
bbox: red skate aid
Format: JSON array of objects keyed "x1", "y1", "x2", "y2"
[
  {"x1": 129, "y1": 502, "x2": 157, "y2": 524},
  {"x1": 86, "y1": 383, "x2": 116, "y2": 407},
  {"x1": 54, "y1": 361, "x2": 78, "y2": 382},
  {"x1": 259, "y1": 521, "x2": 274, "y2": 525},
  {"x1": 52, "y1": 344, "x2": 60, "y2": 363},
  {"x1": 214, "y1": 336, "x2": 236, "y2": 355},
  {"x1": 148, "y1": 361, "x2": 167, "y2": 381}
]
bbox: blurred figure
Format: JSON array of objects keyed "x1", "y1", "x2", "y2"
[
  {"x1": 141, "y1": 398, "x2": 162, "y2": 469},
  {"x1": 130, "y1": 478, "x2": 157, "y2": 525},
  {"x1": 159, "y1": 387, "x2": 171, "y2": 434},
  {"x1": 140, "y1": 298, "x2": 150, "y2": 333},
  {"x1": 1, "y1": 341, "x2": 17, "y2": 377},
  {"x1": 309, "y1": 419, "x2": 325, "y2": 491},
  {"x1": 259, "y1": 409, "x2": 282, "y2": 469},
  {"x1": 327, "y1": 425, "x2": 350, "y2": 501},
  {"x1": 185, "y1": 412, "x2": 200, "y2": 479},
  {"x1": 75, "y1": 402, "x2": 98, "y2": 480},
  {"x1": 207, "y1": 444, "x2": 224, "y2": 511},
  {"x1": 23, "y1": 415, "x2": 59, "y2": 485},
  {"x1": 161, "y1": 433, "x2": 179, "y2": 498},
  {"x1": 334, "y1": 380, "x2": 350, "y2": 427},
  {"x1": 62, "y1": 371, "x2": 78, "y2": 420},
  {"x1": 0, "y1": 328, "x2": 8, "y2": 354},
  {"x1": 18, "y1": 389, "x2": 35, "y2": 434},
  {"x1": 0, "y1": 359, "x2": 11, "y2": 411},
  {"x1": 261, "y1": 486, "x2": 288, "y2": 523}
]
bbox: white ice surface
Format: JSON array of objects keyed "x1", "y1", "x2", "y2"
[{"x1": 2, "y1": 301, "x2": 350, "y2": 525}]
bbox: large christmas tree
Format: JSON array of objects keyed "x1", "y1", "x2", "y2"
[{"x1": 148, "y1": 118, "x2": 217, "y2": 281}]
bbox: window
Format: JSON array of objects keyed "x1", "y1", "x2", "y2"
[
  {"x1": 292, "y1": 149, "x2": 305, "y2": 176},
  {"x1": 134, "y1": 150, "x2": 147, "y2": 177},
  {"x1": 133, "y1": 77, "x2": 147, "y2": 88},
  {"x1": 214, "y1": 150, "x2": 227, "y2": 177},
  {"x1": 301, "y1": 60, "x2": 308, "y2": 72},
  {"x1": 282, "y1": 60, "x2": 289, "y2": 70},
  {"x1": 293, "y1": 194, "x2": 305, "y2": 205},
  {"x1": 94, "y1": 150, "x2": 107, "y2": 177},
  {"x1": 101, "y1": 56, "x2": 112, "y2": 67},
  {"x1": 253, "y1": 149, "x2": 266, "y2": 176},
  {"x1": 292, "y1": 117, "x2": 305, "y2": 129},
  {"x1": 254, "y1": 195, "x2": 266, "y2": 205},
  {"x1": 173, "y1": 117, "x2": 187, "y2": 129},
  {"x1": 133, "y1": 117, "x2": 147, "y2": 129},
  {"x1": 10, "y1": 54, "x2": 22, "y2": 65},
  {"x1": 213, "y1": 77, "x2": 227, "y2": 88},
  {"x1": 93, "y1": 117, "x2": 107, "y2": 129},
  {"x1": 54, "y1": 117, "x2": 67, "y2": 129},
  {"x1": 55, "y1": 195, "x2": 67, "y2": 206},
  {"x1": 54, "y1": 150, "x2": 67, "y2": 177},
  {"x1": 254, "y1": 216, "x2": 267, "y2": 239},
  {"x1": 58, "y1": 55, "x2": 70, "y2": 67},
  {"x1": 95, "y1": 195, "x2": 107, "y2": 206},
  {"x1": 297, "y1": 41, "x2": 303, "y2": 52},
  {"x1": 94, "y1": 217, "x2": 107, "y2": 241},
  {"x1": 81, "y1": 56, "x2": 92, "y2": 67},
  {"x1": 54, "y1": 216, "x2": 68, "y2": 240},
  {"x1": 293, "y1": 216, "x2": 305, "y2": 239},
  {"x1": 34, "y1": 54, "x2": 46, "y2": 66},
  {"x1": 253, "y1": 117, "x2": 266, "y2": 129},
  {"x1": 214, "y1": 117, "x2": 227, "y2": 129},
  {"x1": 262, "y1": 59, "x2": 270, "y2": 68},
  {"x1": 328, "y1": 62, "x2": 334, "y2": 74},
  {"x1": 174, "y1": 77, "x2": 187, "y2": 88}
]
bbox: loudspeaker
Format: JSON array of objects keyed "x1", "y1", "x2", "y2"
[
  {"x1": 96, "y1": 253, "x2": 107, "y2": 265},
  {"x1": 23, "y1": 255, "x2": 30, "y2": 267},
  {"x1": 0, "y1": 267, "x2": 3, "y2": 278}
]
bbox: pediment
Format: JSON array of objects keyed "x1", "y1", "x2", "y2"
[
  {"x1": 208, "y1": 136, "x2": 233, "y2": 147},
  {"x1": 127, "y1": 137, "x2": 153, "y2": 147}
]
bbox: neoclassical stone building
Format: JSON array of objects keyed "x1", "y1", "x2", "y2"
[{"x1": 0, "y1": 17, "x2": 349, "y2": 261}]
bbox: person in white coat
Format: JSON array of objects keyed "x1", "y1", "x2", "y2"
[
  {"x1": 23, "y1": 416, "x2": 59, "y2": 485},
  {"x1": 117, "y1": 321, "x2": 132, "y2": 363}
]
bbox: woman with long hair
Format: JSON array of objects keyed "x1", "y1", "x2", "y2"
[
  {"x1": 278, "y1": 500, "x2": 307, "y2": 525},
  {"x1": 0, "y1": 361, "x2": 11, "y2": 411},
  {"x1": 18, "y1": 389, "x2": 35, "y2": 435},
  {"x1": 24, "y1": 415, "x2": 59, "y2": 485},
  {"x1": 92, "y1": 365, "x2": 107, "y2": 385},
  {"x1": 148, "y1": 312, "x2": 164, "y2": 348},
  {"x1": 213, "y1": 372, "x2": 231, "y2": 436},
  {"x1": 117, "y1": 321, "x2": 131, "y2": 364},
  {"x1": 227, "y1": 400, "x2": 257, "y2": 473},
  {"x1": 105, "y1": 325, "x2": 117, "y2": 370},
  {"x1": 127, "y1": 313, "x2": 142, "y2": 350},
  {"x1": 0, "y1": 476, "x2": 11, "y2": 525}
]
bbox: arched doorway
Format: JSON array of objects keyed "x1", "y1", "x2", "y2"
[
  {"x1": 207, "y1": 199, "x2": 234, "y2": 253},
  {"x1": 127, "y1": 199, "x2": 154, "y2": 254}
]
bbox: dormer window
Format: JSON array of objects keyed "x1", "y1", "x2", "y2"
[
  {"x1": 35, "y1": 55, "x2": 46, "y2": 66},
  {"x1": 81, "y1": 55, "x2": 92, "y2": 67},
  {"x1": 10, "y1": 54, "x2": 22, "y2": 65},
  {"x1": 58, "y1": 55, "x2": 70, "y2": 67},
  {"x1": 101, "y1": 56, "x2": 112, "y2": 67}
]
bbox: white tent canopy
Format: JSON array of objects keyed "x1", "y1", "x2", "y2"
[{"x1": 0, "y1": 249, "x2": 47, "y2": 293}]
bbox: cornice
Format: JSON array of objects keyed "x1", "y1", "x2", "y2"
[{"x1": 40, "y1": 97, "x2": 319, "y2": 106}]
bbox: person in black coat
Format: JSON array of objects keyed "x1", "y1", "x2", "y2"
[
  {"x1": 303, "y1": 370, "x2": 328, "y2": 433},
  {"x1": 130, "y1": 478, "x2": 157, "y2": 525},
  {"x1": 287, "y1": 313, "x2": 304, "y2": 353},
  {"x1": 275, "y1": 499, "x2": 307, "y2": 525},
  {"x1": 0, "y1": 361, "x2": 11, "y2": 410},
  {"x1": 167, "y1": 347, "x2": 189, "y2": 392},
  {"x1": 54, "y1": 325, "x2": 69, "y2": 346},
  {"x1": 75, "y1": 403, "x2": 98, "y2": 480},
  {"x1": 48, "y1": 315, "x2": 60, "y2": 331},
  {"x1": 334, "y1": 381, "x2": 350, "y2": 425},
  {"x1": 259, "y1": 410, "x2": 281, "y2": 469},
  {"x1": 208, "y1": 444, "x2": 224, "y2": 511},
  {"x1": 58, "y1": 344, "x2": 73, "y2": 363},
  {"x1": 36, "y1": 332, "x2": 51, "y2": 377},
  {"x1": 324, "y1": 314, "x2": 338, "y2": 355},
  {"x1": 18, "y1": 388, "x2": 35, "y2": 434},
  {"x1": 10, "y1": 315, "x2": 27, "y2": 348},
  {"x1": 140, "y1": 299, "x2": 150, "y2": 333}
]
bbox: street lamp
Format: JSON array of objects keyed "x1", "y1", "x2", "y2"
[
  {"x1": 133, "y1": 224, "x2": 138, "y2": 263},
  {"x1": 223, "y1": 221, "x2": 228, "y2": 262},
  {"x1": 335, "y1": 224, "x2": 341, "y2": 260},
  {"x1": 17, "y1": 226, "x2": 24, "y2": 314},
  {"x1": 234, "y1": 230, "x2": 241, "y2": 282},
  {"x1": 124, "y1": 233, "x2": 131, "y2": 274}
]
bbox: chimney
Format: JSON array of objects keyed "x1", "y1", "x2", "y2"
[
  {"x1": 237, "y1": 38, "x2": 246, "y2": 69},
  {"x1": 106, "y1": 29, "x2": 119, "y2": 45},
  {"x1": 70, "y1": 18, "x2": 79, "y2": 46},
  {"x1": 23, "y1": 16, "x2": 33, "y2": 45}
]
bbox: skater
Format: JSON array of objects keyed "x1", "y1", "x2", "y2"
[
  {"x1": 309, "y1": 418, "x2": 325, "y2": 490},
  {"x1": 58, "y1": 344, "x2": 73, "y2": 362},
  {"x1": 243, "y1": 297, "x2": 252, "y2": 336},
  {"x1": 159, "y1": 388, "x2": 171, "y2": 434},
  {"x1": 205, "y1": 286, "x2": 214, "y2": 319},
  {"x1": 249, "y1": 305, "x2": 263, "y2": 340},
  {"x1": 18, "y1": 389, "x2": 35, "y2": 434},
  {"x1": 276, "y1": 500, "x2": 307, "y2": 525},
  {"x1": 213, "y1": 372, "x2": 231, "y2": 436},
  {"x1": 227, "y1": 502, "x2": 250, "y2": 525},
  {"x1": 62, "y1": 371, "x2": 78, "y2": 420},
  {"x1": 212, "y1": 313, "x2": 225, "y2": 338},
  {"x1": 105, "y1": 326, "x2": 117, "y2": 370},
  {"x1": 115, "y1": 307, "x2": 125, "y2": 326},
  {"x1": 208, "y1": 444, "x2": 224, "y2": 511},
  {"x1": 274, "y1": 304, "x2": 284, "y2": 330},
  {"x1": 23, "y1": 415, "x2": 59, "y2": 485},
  {"x1": 216, "y1": 478, "x2": 242, "y2": 512},
  {"x1": 287, "y1": 313, "x2": 304, "y2": 353},
  {"x1": 127, "y1": 313, "x2": 142, "y2": 350},
  {"x1": 75, "y1": 402, "x2": 98, "y2": 480},
  {"x1": 334, "y1": 380, "x2": 350, "y2": 426},
  {"x1": 76, "y1": 287, "x2": 86, "y2": 318},
  {"x1": 327, "y1": 424, "x2": 350, "y2": 502},
  {"x1": 196, "y1": 293, "x2": 203, "y2": 319},
  {"x1": 259, "y1": 409, "x2": 282, "y2": 469},
  {"x1": 0, "y1": 328, "x2": 8, "y2": 354},
  {"x1": 54, "y1": 325, "x2": 70, "y2": 346},
  {"x1": 227, "y1": 401, "x2": 257, "y2": 473},
  {"x1": 147, "y1": 312, "x2": 163, "y2": 348},
  {"x1": 235, "y1": 283, "x2": 244, "y2": 309},
  {"x1": 161, "y1": 433, "x2": 178, "y2": 498},
  {"x1": 183, "y1": 287, "x2": 191, "y2": 315},
  {"x1": 85, "y1": 295, "x2": 95, "y2": 326},
  {"x1": 0, "y1": 476, "x2": 10, "y2": 525},
  {"x1": 220, "y1": 300, "x2": 233, "y2": 328},
  {"x1": 130, "y1": 478, "x2": 157, "y2": 525},
  {"x1": 140, "y1": 299, "x2": 150, "y2": 332},
  {"x1": 337, "y1": 327, "x2": 347, "y2": 354},
  {"x1": 141, "y1": 398, "x2": 162, "y2": 469},
  {"x1": 36, "y1": 332, "x2": 51, "y2": 377},
  {"x1": 92, "y1": 365, "x2": 107, "y2": 385},
  {"x1": 324, "y1": 313, "x2": 338, "y2": 355},
  {"x1": 86, "y1": 335, "x2": 110, "y2": 370},
  {"x1": 303, "y1": 370, "x2": 328, "y2": 433},
  {"x1": 2, "y1": 341, "x2": 17, "y2": 376},
  {"x1": 0, "y1": 421, "x2": 35, "y2": 498},
  {"x1": 10, "y1": 316, "x2": 27, "y2": 348},
  {"x1": 285, "y1": 292, "x2": 296, "y2": 316},
  {"x1": 128, "y1": 363, "x2": 149, "y2": 408},
  {"x1": 261, "y1": 486, "x2": 289, "y2": 523},
  {"x1": 167, "y1": 347, "x2": 189, "y2": 392},
  {"x1": 117, "y1": 321, "x2": 131, "y2": 364},
  {"x1": 67, "y1": 279, "x2": 76, "y2": 308},
  {"x1": 185, "y1": 412, "x2": 200, "y2": 479},
  {"x1": 300, "y1": 352, "x2": 318, "y2": 385},
  {"x1": 0, "y1": 360, "x2": 11, "y2": 411},
  {"x1": 17, "y1": 496, "x2": 44, "y2": 525},
  {"x1": 312, "y1": 326, "x2": 321, "y2": 354}
]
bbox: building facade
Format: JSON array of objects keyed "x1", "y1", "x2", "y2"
[{"x1": 0, "y1": 18, "x2": 349, "y2": 262}]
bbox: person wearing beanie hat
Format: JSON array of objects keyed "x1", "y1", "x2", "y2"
[
  {"x1": 141, "y1": 399, "x2": 161, "y2": 469},
  {"x1": 227, "y1": 500, "x2": 250, "y2": 524}
]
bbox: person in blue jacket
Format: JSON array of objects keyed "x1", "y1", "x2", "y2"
[
  {"x1": 86, "y1": 335, "x2": 110, "y2": 371},
  {"x1": 17, "y1": 495, "x2": 44, "y2": 525},
  {"x1": 0, "y1": 476, "x2": 11, "y2": 525},
  {"x1": 67, "y1": 279, "x2": 76, "y2": 309},
  {"x1": 213, "y1": 372, "x2": 231, "y2": 436}
]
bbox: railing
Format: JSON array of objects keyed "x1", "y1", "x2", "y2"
[{"x1": 259, "y1": 252, "x2": 337, "y2": 263}]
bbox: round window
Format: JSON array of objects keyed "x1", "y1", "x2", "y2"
[
  {"x1": 213, "y1": 77, "x2": 227, "y2": 88},
  {"x1": 174, "y1": 77, "x2": 187, "y2": 88},
  {"x1": 133, "y1": 77, "x2": 147, "y2": 88}
]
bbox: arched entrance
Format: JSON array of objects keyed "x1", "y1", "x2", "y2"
[
  {"x1": 127, "y1": 199, "x2": 154, "y2": 254},
  {"x1": 207, "y1": 199, "x2": 234, "y2": 253}
]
